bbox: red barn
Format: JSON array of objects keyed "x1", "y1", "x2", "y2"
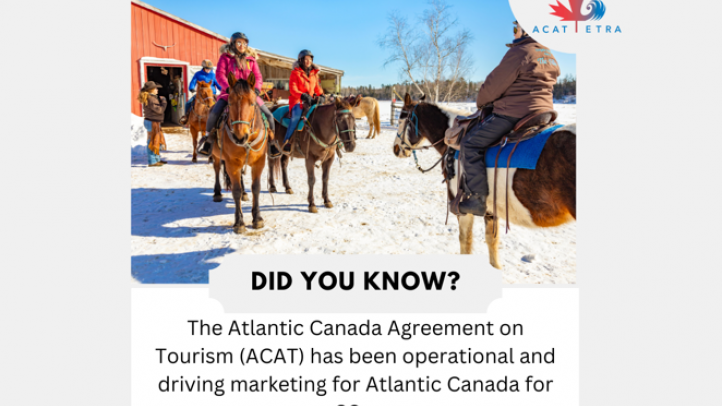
[{"x1": 131, "y1": 0, "x2": 344, "y2": 123}]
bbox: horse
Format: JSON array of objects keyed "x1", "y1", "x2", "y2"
[
  {"x1": 188, "y1": 80, "x2": 216, "y2": 163},
  {"x1": 268, "y1": 95, "x2": 361, "y2": 213},
  {"x1": 392, "y1": 93, "x2": 576, "y2": 269},
  {"x1": 351, "y1": 96, "x2": 381, "y2": 139},
  {"x1": 209, "y1": 71, "x2": 271, "y2": 233}
]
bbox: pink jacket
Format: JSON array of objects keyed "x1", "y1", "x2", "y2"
[{"x1": 215, "y1": 46, "x2": 264, "y2": 105}]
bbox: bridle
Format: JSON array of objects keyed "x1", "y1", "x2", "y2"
[
  {"x1": 396, "y1": 103, "x2": 445, "y2": 173},
  {"x1": 191, "y1": 91, "x2": 215, "y2": 123},
  {"x1": 224, "y1": 94, "x2": 267, "y2": 153},
  {"x1": 335, "y1": 108, "x2": 357, "y2": 150}
]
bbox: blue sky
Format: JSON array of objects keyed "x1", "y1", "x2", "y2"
[{"x1": 142, "y1": 0, "x2": 576, "y2": 87}]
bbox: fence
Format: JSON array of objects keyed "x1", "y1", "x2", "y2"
[{"x1": 390, "y1": 102, "x2": 404, "y2": 126}]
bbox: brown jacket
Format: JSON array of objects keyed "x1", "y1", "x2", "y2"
[
  {"x1": 142, "y1": 94, "x2": 167, "y2": 122},
  {"x1": 476, "y1": 36, "x2": 560, "y2": 118}
]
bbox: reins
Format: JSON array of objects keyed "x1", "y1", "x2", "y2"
[{"x1": 397, "y1": 104, "x2": 445, "y2": 173}]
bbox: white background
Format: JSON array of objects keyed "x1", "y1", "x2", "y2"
[{"x1": 1, "y1": 0, "x2": 721, "y2": 405}]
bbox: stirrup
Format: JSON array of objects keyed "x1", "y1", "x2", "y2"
[
  {"x1": 197, "y1": 136, "x2": 212, "y2": 156},
  {"x1": 269, "y1": 141, "x2": 283, "y2": 158}
]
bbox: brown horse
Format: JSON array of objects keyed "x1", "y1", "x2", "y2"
[
  {"x1": 268, "y1": 95, "x2": 360, "y2": 213},
  {"x1": 351, "y1": 96, "x2": 381, "y2": 139},
  {"x1": 188, "y1": 80, "x2": 215, "y2": 163},
  {"x1": 393, "y1": 93, "x2": 576, "y2": 269},
  {"x1": 210, "y1": 71, "x2": 271, "y2": 233}
]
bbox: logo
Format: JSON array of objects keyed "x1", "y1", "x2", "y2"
[{"x1": 528, "y1": 0, "x2": 621, "y2": 35}]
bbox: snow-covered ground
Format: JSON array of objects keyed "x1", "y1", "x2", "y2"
[{"x1": 131, "y1": 101, "x2": 576, "y2": 284}]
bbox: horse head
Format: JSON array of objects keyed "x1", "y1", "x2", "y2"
[
  {"x1": 334, "y1": 95, "x2": 361, "y2": 153},
  {"x1": 195, "y1": 80, "x2": 215, "y2": 113},
  {"x1": 393, "y1": 93, "x2": 425, "y2": 158},
  {"x1": 226, "y1": 71, "x2": 258, "y2": 145}
]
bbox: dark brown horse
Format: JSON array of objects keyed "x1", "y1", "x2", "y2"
[
  {"x1": 210, "y1": 72, "x2": 272, "y2": 233},
  {"x1": 188, "y1": 80, "x2": 215, "y2": 163},
  {"x1": 268, "y1": 95, "x2": 360, "y2": 213},
  {"x1": 393, "y1": 93, "x2": 576, "y2": 269}
]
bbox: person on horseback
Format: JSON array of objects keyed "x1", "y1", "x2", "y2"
[
  {"x1": 197, "y1": 32, "x2": 277, "y2": 156},
  {"x1": 458, "y1": 21, "x2": 560, "y2": 216},
  {"x1": 138, "y1": 81, "x2": 168, "y2": 167},
  {"x1": 283, "y1": 49, "x2": 324, "y2": 152},
  {"x1": 180, "y1": 59, "x2": 221, "y2": 125}
]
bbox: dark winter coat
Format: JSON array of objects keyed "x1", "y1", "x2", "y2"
[
  {"x1": 476, "y1": 36, "x2": 560, "y2": 118},
  {"x1": 142, "y1": 94, "x2": 167, "y2": 122}
]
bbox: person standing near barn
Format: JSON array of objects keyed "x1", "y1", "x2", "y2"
[
  {"x1": 138, "y1": 81, "x2": 168, "y2": 167},
  {"x1": 179, "y1": 60, "x2": 222, "y2": 125},
  {"x1": 283, "y1": 49, "x2": 324, "y2": 152},
  {"x1": 197, "y1": 32, "x2": 276, "y2": 156},
  {"x1": 458, "y1": 21, "x2": 560, "y2": 216}
]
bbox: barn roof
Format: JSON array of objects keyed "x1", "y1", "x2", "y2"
[{"x1": 132, "y1": 0, "x2": 344, "y2": 76}]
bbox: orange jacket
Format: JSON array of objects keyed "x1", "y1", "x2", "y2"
[{"x1": 289, "y1": 61, "x2": 323, "y2": 110}]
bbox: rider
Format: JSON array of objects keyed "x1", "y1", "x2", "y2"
[
  {"x1": 283, "y1": 49, "x2": 324, "y2": 152},
  {"x1": 197, "y1": 32, "x2": 277, "y2": 156},
  {"x1": 458, "y1": 21, "x2": 560, "y2": 216},
  {"x1": 180, "y1": 60, "x2": 221, "y2": 125}
]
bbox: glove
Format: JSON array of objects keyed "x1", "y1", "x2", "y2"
[
  {"x1": 301, "y1": 93, "x2": 312, "y2": 105},
  {"x1": 254, "y1": 88, "x2": 261, "y2": 97}
]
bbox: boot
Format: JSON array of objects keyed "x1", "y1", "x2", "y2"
[
  {"x1": 197, "y1": 131, "x2": 214, "y2": 156},
  {"x1": 269, "y1": 140, "x2": 282, "y2": 158},
  {"x1": 458, "y1": 194, "x2": 488, "y2": 217},
  {"x1": 179, "y1": 114, "x2": 188, "y2": 125}
]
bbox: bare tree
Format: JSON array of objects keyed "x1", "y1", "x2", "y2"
[{"x1": 379, "y1": 0, "x2": 473, "y2": 103}]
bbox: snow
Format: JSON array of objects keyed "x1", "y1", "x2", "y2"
[
  {"x1": 131, "y1": 113, "x2": 147, "y2": 157},
  {"x1": 131, "y1": 101, "x2": 576, "y2": 284}
]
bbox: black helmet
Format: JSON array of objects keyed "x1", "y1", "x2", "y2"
[
  {"x1": 230, "y1": 32, "x2": 249, "y2": 44},
  {"x1": 298, "y1": 49, "x2": 314, "y2": 60}
]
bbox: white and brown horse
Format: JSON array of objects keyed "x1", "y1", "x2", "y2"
[{"x1": 392, "y1": 93, "x2": 576, "y2": 269}]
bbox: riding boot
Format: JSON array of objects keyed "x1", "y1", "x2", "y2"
[
  {"x1": 269, "y1": 140, "x2": 282, "y2": 157},
  {"x1": 458, "y1": 193, "x2": 488, "y2": 217},
  {"x1": 282, "y1": 135, "x2": 293, "y2": 153},
  {"x1": 197, "y1": 131, "x2": 214, "y2": 156}
]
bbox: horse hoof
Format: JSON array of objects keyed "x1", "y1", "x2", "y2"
[
  {"x1": 309, "y1": 205, "x2": 318, "y2": 213},
  {"x1": 253, "y1": 220, "x2": 265, "y2": 229},
  {"x1": 233, "y1": 225, "x2": 246, "y2": 234},
  {"x1": 242, "y1": 194, "x2": 250, "y2": 202},
  {"x1": 286, "y1": 189, "x2": 294, "y2": 195},
  {"x1": 324, "y1": 202, "x2": 334, "y2": 208},
  {"x1": 269, "y1": 186, "x2": 277, "y2": 193},
  {"x1": 490, "y1": 260, "x2": 503, "y2": 270},
  {"x1": 192, "y1": 157, "x2": 197, "y2": 163},
  {"x1": 213, "y1": 195, "x2": 223, "y2": 202}
]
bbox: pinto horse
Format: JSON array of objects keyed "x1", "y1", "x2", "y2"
[
  {"x1": 188, "y1": 80, "x2": 215, "y2": 163},
  {"x1": 392, "y1": 93, "x2": 576, "y2": 269},
  {"x1": 210, "y1": 72, "x2": 271, "y2": 233},
  {"x1": 268, "y1": 95, "x2": 360, "y2": 213}
]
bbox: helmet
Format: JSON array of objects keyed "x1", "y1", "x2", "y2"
[
  {"x1": 298, "y1": 49, "x2": 314, "y2": 60},
  {"x1": 230, "y1": 32, "x2": 249, "y2": 44},
  {"x1": 201, "y1": 59, "x2": 213, "y2": 69}
]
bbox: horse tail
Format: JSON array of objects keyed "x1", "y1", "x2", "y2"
[
  {"x1": 222, "y1": 161, "x2": 232, "y2": 191},
  {"x1": 373, "y1": 99, "x2": 381, "y2": 137},
  {"x1": 268, "y1": 152, "x2": 281, "y2": 183}
]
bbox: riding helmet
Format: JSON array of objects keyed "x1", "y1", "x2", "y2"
[
  {"x1": 201, "y1": 59, "x2": 214, "y2": 69},
  {"x1": 298, "y1": 49, "x2": 314, "y2": 60},
  {"x1": 230, "y1": 32, "x2": 249, "y2": 44}
]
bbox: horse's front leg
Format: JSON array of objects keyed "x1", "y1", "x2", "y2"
[
  {"x1": 458, "y1": 213, "x2": 474, "y2": 254},
  {"x1": 305, "y1": 157, "x2": 317, "y2": 213},
  {"x1": 229, "y1": 167, "x2": 246, "y2": 234},
  {"x1": 212, "y1": 156, "x2": 223, "y2": 202},
  {"x1": 282, "y1": 155, "x2": 293, "y2": 194},
  {"x1": 321, "y1": 154, "x2": 334, "y2": 208},
  {"x1": 190, "y1": 124, "x2": 198, "y2": 163},
  {"x1": 251, "y1": 159, "x2": 265, "y2": 229},
  {"x1": 484, "y1": 214, "x2": 502, "y2": 269},
  {"x1": 240, "y1": 168, "x2": 250, "y2": 202}
]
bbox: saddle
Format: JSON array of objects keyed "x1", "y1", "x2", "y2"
[{"x1": 272, "y1": 105, "x2": 318, "y2": 131}]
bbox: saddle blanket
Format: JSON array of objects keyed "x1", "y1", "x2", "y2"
[
  {"x1": 453, "y1": 124, "x2": 565, "y2": 170},
  {"x1": 272, "y1": 104, "x2": 318, "y2": 131}
]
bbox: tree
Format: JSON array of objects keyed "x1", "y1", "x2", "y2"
[{"x1": 379, "y1": 0, "x2": 473, "y2": 103}]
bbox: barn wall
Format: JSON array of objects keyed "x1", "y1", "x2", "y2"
[{"x1": 131, "y1": 3, "x2": 225, "y2": 115}]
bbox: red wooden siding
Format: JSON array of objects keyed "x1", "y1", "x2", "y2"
[{"x1": 131, "y1": 2, "x2": 226, "y2": 115}]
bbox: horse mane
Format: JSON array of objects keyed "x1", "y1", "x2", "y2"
[{"x1": 232, "y1": 79, "x2": 253, "y2": 96}]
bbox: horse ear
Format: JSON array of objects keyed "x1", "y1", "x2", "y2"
[
  {"x1": 404, "y1": 93, "x2": 411, "y2": 106},
  {"x1": 354, "y1": 94, "x2": 363, "y2": 107},
  {"x1": 420, "y1": 93, "x2": 426, "y2": 102},
  {"x1": 227, "y1": 72, "x2": 237, "y2": 89},
  {"x1": 335, "y1": 96, "x2": 343, "y2": 108},
  {"x1": 247, "y1": 72, "x2": 256, "y2": 90}
]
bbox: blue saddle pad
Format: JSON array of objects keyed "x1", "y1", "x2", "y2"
[
  {"x1": 272, "y1": 105, "x2": 317, "y2": 131},
  {"x1": 484, "y1": 124, "x2": 564, "y2": 169}
]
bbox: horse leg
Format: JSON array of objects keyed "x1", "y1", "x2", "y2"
[
  {"x1": 458, "y1": 213, "x2": 474, "y2": 254},
  {"x1": 212, "y1": 156, "x2": 223, "y2": 202},
  {"x1": 229, "y1": 166, "x2": 246, "y2": 234},
  {"x1": 305, "y1": 157, "x2": 318, "y2": 213},
  {"x1": 484, "y1": 214, "x2": 502, "y2": 269},
  {"x1": 251, "y1": 162, "x2": 264, "y2": 229},
  {"x1": 321, "y1": 155, "x2": 334, "y2": 208},
  {"x1": 282, "y1": 155, "x2": 293, "y2": 194},
  {"x1": 366, "y1": 113, "x2": 373, "y2": 139},
  {"x1": 240, "y1": 171, "x2": 250, "y2": 202},
  {"x1": 267, "y1": 155, "x2": 277, "y2": 193},
  {"x1": 190, "y1": 125, "x2": 198, "y2": 163}
]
